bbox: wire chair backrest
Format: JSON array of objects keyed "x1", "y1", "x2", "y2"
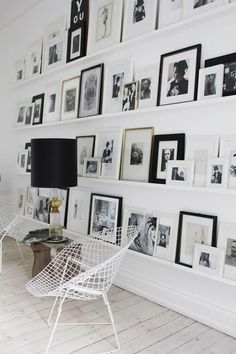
[{"x1": 0, "y1": 194, "x2": 22, "y2": 233}]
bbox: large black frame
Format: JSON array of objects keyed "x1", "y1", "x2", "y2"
[
  {"x1": 205, "y1": 52, "x2": 236, "y2": 97},
  {"x1": 149, "y1": 133, "x2": 185, "y2": 184},
  {"x1": 175, "y1": 211, "x2": 217, "y2": 268},
  {"x1": 32, "y1": 93, "x2": 44, "y2": 125},
  {"x1": 157, "y1": 44, "x2": 202, "y2": 106}
]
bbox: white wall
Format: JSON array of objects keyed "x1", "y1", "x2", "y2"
[{"x1": 1, "y1": 0, "x2": 236, "y2": 337}]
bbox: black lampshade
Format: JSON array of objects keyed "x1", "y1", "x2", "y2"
[{"x1": 31, "y1": 138, "x2": 77, "y2": 188}]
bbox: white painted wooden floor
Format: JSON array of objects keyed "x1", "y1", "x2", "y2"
[{"x1": 1, "y1": 237, "x2": 236, "y2": 354}]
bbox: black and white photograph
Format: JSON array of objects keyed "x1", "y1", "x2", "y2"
[
  {"x1": 136, "y1": 65, "x2": 159, "y2": 109},
  {"x1": 112, "y1": 73, "x2": 124, "y2": 100},
  {"x1": 218, "y1": 222, "x2": 236, "y2": 280},
  {"x1": 220, "y1": 136, "x2": 236, "y2": 188},
  {"x1": 16, "y1": 188, "x2": 26, "y2": 215},
  {"x1": 89, "y1": 193, "x2": 122, "y2": 243},
  {"x1": 121, "y1": 127, "x2": 154, "y2": 182},
  {"x1": 17, "y1": 151, "x2": 27, "y2": 172},
  {"x1": 76, "y1": 135, "x2": 95, "y2": 176},
  {"x1": 16, "y1": 105, "x2": 26, "y2": 125},
  {"x1": 122, "y1": 81, "x2": 139, "y2": 111},
  {"x1": 67, "y1": 23, "x2": 87, "y2": 63},
  {"x1": 171, "y1": 167, "x2": 186, "y2": 181},
  {"x1": 25, "y1": 39, "x2": 42, "y2": 79},
  {"x1": 176, "y1": 211, "x2": 217, "y2": 267},
  {"x1": 78, "y1": 64, "x2": 104, "y2": 118},
  {"x1": 206, "y1": 158, "x2": 228, "y2": 188},
  {"x1": 61, "y1": 76, "x2": 80, "y2": 120},
  {"x1": 225, "y1": 238, "x2": 236, "y2": 267},
  {"x1": 193, "y1": 244, "x2": 224, "y2": 275},
  {"x1": 15, "y1": 58, "x2": 25, "y2": 82},
  {"x1": 198, "y1": 65, "x2": 224, "y2": 100},
  {"x1": 133, "y1": 0, "x2": 146, "y2": 23},
  {"x1": 33, "y1": 195, "x2": 50, "y2": 223},
  {"x1": 67, "y1": 187, "x2": 91, "y2": 235},
  {"x1": 44, "y1": 81, "x2": 61, "y2": 123},
  {"x1": 158, "y1": 45, "x2": 201, "y2": 106},
  {"x1": 183, "y1": 0, "x2": 225, "y2": 17},
  {"x1": 149, "y1": 134, "x2": 185, "y2": 184},
  {"x1": 211, "y1": 164, "x2": 223, "y2": 184},
  {"x1": 96, "y1": 3, "x2": 112, "y2": 40},
  {"x1": 25, "y1": 142, "x2": 31, "y2": 173},
  {"x1": 157, "y1": 224, "x2": 171, "y2": 248},
  {"x1": 166, "y1": 160, "x2": 194, "y2": 186},
  {"x1": 25, "y1": 105, "x2": 33, "y2": 125},
  {"x1": 159, "y1": 0, "x2": 183, "y2": 28},
  {"x1": 32, "y1": 94, "x2": 44, "y2": 125},
  {"x1": 83, "y1": 158, "x2": 101, "y2": 178}
]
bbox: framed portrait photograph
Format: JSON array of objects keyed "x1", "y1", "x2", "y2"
[
  {"x1": 123, "y1": 207, "x2": 157, "y2": 256},
  {"x1": 220, "y1": 135, "x2": 236, "y2": 188},
  {"x1": 122, "y1": 0, "x2": 158, "y2": 41},
  {"x1": 87, "y1": 0, "x2": 123, "y2": 54},
  {"x1": 67, "y1": 23, "x2": 87, "y2": 63},
  {"x1": 15, "y1": 58, "x2": 25, "y2": 82},
  {"x1": 154, "y1": 212, "x2": 178, "y2": 262},
  {"x1": 67, "y1": 187, "x2": 91, "y2": 235},
  {"x1": 135, "y1": 65, "x2": 159, "y2": 109},
  {"x1": 95, "y1": 128, "x2": 122, "y2": 179},
  {"x1": 89, "y1": 193, "x2": 123, "y2": 243},
  {"x1": 16, "y1": 102, "x2": 27, "y2": 126},
  {"x1": 16, "y1": 151, "x2": 28, "y2": 172},
  {"x1": 33, "y1": 194, "x2": 50, "y2": 223},
  {"x1": 205, "y1": 52, "x2": 236, "y2": 97},
  {"x1": 43, "y1": 17, "x2": 66, "y2": 72},
  {"x1": 206, "y1": 158, "x2": 229, "y2": 188},
  {"x1": 24, "y1": 104, "x2": 33, "y2": 125},
  {"x1": 218, "y1": 222, "x2": 236, "y2": 281},
  {"x1": 76, "y1": 135, "x2": 96, "y2": 176},
  {"x1": 25, "y1": 142, "x2": 31, "y2": 173},
  {"x1": 185, "y1": 135, "x2": 219, "y2": 187},
  {"x1": 149, "y1": 133, "x2": 185, "y2": 184},
  {"x1": 122, "y1": 81, "x2": 140, "y2": 111},
  {"x1": 83, "y1": 157, "x2": 101, "y2": 178},
  {"x1": 158, "y1": 0, "x2": 183, "y2": 28},
  {"x1": 183, "y1": 0, "x2": 227, "y2": 18},
  {"x1": 176, "y1": 211, "x2": 217, "y2": 267},
  {"x1": 157, "y1": 44, "x2": 201, "y2": 106},
  {"x1": 121, "y1": 127, "x2": 154, "y2": 182},
  {"x1": 78, "y1": 64, "x2": 104, "y2": 118},
  {"x1": 25, "y1": 186, "x2": 38, "y2": 218},
  {"x1": 193, "y1": 244, "x2": 224, "y2": 276},
  {"x1": 43, "y1": 81, "x2": 61, "y2": 124},
  {"x1": 25, "y1": 39, "x2": 42, "y2": 79},
  {"x1": 61, "y1": 76, "x2": 80, "y2": 121},
  {"x1": 197, "y1": 65, "x2": 224, "y2": 100},
  {"x1": 166, "y1": 160, "x2": 195, "y2": 186},
  {"x1": 32, "y1": 94, "x2": 44, "y2": 125},
  {"x1": 103, "y1": 57, "x2": 134, "y2": 114}
]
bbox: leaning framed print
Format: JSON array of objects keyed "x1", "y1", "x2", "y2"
[
  {"x1": 32, "y1": 94, "x2": 44, "y2": 125},
  {"x1": 76, "y1": 135, "x2": 96, "y2": 176},
  {"x1": 206, "y1": 158, "x2": 229, "y2": 189},
  {"x1": 158, "y1": 0, "x2": 183, "y2": 28},
  {"x1": 78, "y1": 64, "x2": 104, "y2": 118},
  {"x1": 183, "y1": 0, "x2": 227, "y2": 18},
  {"x1": 176, "y1": 211, "x2": 217, "y2": 268},
  {"x1": 17, "y1": 150, "x2": 28, "y2": 173},
  {"x1": 87, "y1": 0, "x2": 123, "y2": 54},
  {"x1": 83, "y1": 157, "x2": 101, "y2": 178},
  {"x1": 16, "y1": 188, "x2": 26, "y2": 215},
  {"x1": 154, "y1": 212, "x2": 178, "y2": 262},
  {"x1": 89, "y1": 193, "x2": 123, "y2": 243},
  {"x1": 61, "y1": 76, "x2": 80, "y2": 121},
  {"x1": 67, "y1": 187, "x2": 91, "y2": 235},
  {"x1": 25, "y1": 39, "x2": 42, "y2": 79},
  {"x1": 25, "y1": 104, "x2": 33, "y2": 125},
  {"x1": 135, "y1": 65, "x2": 159, "y2": 109},
  {"x1": 67, "y1": 23, "x2": 87, "y2": 63},
  {"x1": 122, "y1": 81, "x2": 140, "y2": 111},
  {"x1": 120, "y1": 127, "x2": 154, "y2": 182},
  {"x1": 157, "y1": 44, "x2": 201, "y2": 106},
  {"x1": 220, "y1": 135, "x2": 236, "y2": 188},
  {"x1": 95, "y1": 128, "x2": 123, "y2": 179},
  {"x1": 149, "y1": 133, "x2": 185, "y2": 184},
  {"x1": 43, "y1": 81, "x2": 61, "y2": 124},
  {"x1": 205, "y1": 52, "x2": 236, "y2": 97},
  {"x1": 218, "y1": 222, "x2": 236, "y2": 281},
  {"x1": 122, "y1": 0, "x2": 158, "y2": 41},
  {"x1": 166, "y1": 160, "x2": 195, "y2": 186},
  {"x1": 15, "y1": 58, "x2": 25, "y2": 82},
  {"x1": 197, "y1": 64, "x2": 224, "y2": 100},
  {"x1": 193, "y1": 244, "x2": 224, "y2": 276},
  {"x1": 103, "y1": 57, "x2": 134, "y2": 114},
  {"x1": 16, "y1": 102, "x2": 27, "y2": 126},
  {"x1": 185, "y1": 135, "x2": 219, "y2": 187},
  {"x1": 25, "y1": 186, "x2": 38, "y2": 218}
]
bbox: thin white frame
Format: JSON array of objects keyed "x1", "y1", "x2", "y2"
[
  {"x1": 15, "y1": 58, "x2": 25, "y2": 82},
  {"x1": 87, "y1": 0, "x2": 123, "y2": 54},
  {"x1": 17, "y1": 150, "x2": 28, "y2": 173},
  {"x1": 183, "y1": 0, "x2": 228, "y2": 18},
  {"x1": 135, "y1": 64, "x2": 159, "y2": 109},
  {"x1": 193, "y1": 244, "x2": 225, "y2": 276},
  {"x1": 218, "y1": 222, "x2": 236, "y2": 281},
  {"x1": 158, "y1": 0, "x2": 183, "y2": 28},
  {"x1": 206, "y1": 157, "x2": 229, "y2": 188},
  {"x1": 83, "y1": 157, "x2": 101, "y2": 178},
  {"x1": 197, "y1": 64, "x2": 224, "y2": 100},
  {"x1": 16, "y1": 188, "x2": 26, "y2": 215},
  {"x1": 24, "y1": 104, "x2": 33, "y2": 125},
  {"x1": 220, "y1": 135, "x2": 236, "y2": 189},
  {"x1": 166, "y1": 160, "x2": 195, "y2": 186},
  {"x1": 61, "y1": 76, "x2": 80, "y2": 121},
  {"x1": 76, "y1": 135, "x2": 96, "y2": 176},
  {"x1": 16, "y1": 102, "x2": 27, "y2": 126},
  {"x1": 25, "y1": 39, "x2": 42, "y2": 79},
  {"x1": 44, "y1": 81, "x2": 62, "y2": 123}
]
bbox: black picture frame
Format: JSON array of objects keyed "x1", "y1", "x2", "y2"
[
  {"x1": 78, "y1": 63, "x2": 104, "y2": 118},
  {"x1": 157, "y1": 44, "x2": 202, "y2": 106},
  {"x1": 88, "y1": 193, "x2": 123, "y2": 244},
  {"x1": 149, "y1": 133, "x2": 185, "y2": 184},
  {"x1": 176, "y1": 211, "x2": 217, "y2": 268},
  {"x1": 25, "y1": 142, "x2": 31, "y2": 173},
  {"x1": 32, "y1": 93, "x2": 44, "y2": 125},
  {"x1": 66, "y1": 22, "x2": 87, "y2": 63},
  {"x1": 205, "y1": 52, "x2": 236, "y2": 97},
  {"x1": 76, "y1": 135, "x2": 96, "y2": 176}
]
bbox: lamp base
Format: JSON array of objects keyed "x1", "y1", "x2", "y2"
[
  {"x1": 49, "y1": 189, "x2": 63, "y2": 241},
  {"x1": 49, "y1": 224, "x2": 63, "y2": 240}
]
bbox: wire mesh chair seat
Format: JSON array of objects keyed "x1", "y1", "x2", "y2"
[
  {"x1": 0, "y1": 194, "x2": 25, "y2": 273},
  {"x1": 25, "y1": 225, "x2": 140, "y2": 354}
]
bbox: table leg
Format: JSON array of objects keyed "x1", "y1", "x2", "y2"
[{"x1": 31, "y1": 243, "x2": 51, "y2": 278}]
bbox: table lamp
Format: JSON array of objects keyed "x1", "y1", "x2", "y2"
[{"x1": 31, "y1": 138, "x2": 77, "y2": 240}]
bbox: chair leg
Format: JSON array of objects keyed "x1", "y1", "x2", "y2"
[
  {"x1": 102, "y1": 293, "x2": 120, "y2": 353},
  {"x1": 47, "y1": 296, "x2": 60, "y2": 325}
]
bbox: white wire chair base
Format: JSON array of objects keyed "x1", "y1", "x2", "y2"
[
  {"x1": 0, "y1": 232, "x2": 24, "y2": 274},
  {"x1": 45, "y1": 292, "x2": 120, "y2": 354}
]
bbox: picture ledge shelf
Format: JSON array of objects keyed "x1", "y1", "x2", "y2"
[
  {"x1": 14, "y1": 95, "x2": 236, "y2": 131},
  {"x1": 12, "y1": 2, "x2": 236, "y2": 89}
]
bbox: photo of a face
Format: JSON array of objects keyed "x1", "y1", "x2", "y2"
[
  {"x1": 171, "y1": 167, "x2": 186, "y2": 181},
  {"x1": 102, "y1": 140, "x2": 113, "y2": 164},
  {"x1": 130, "y1": 143, "x2": 144, "y2": 165},
  {"x1": 112, "y1": 73, "x2": 124, "y2": 99},
  {"x1": 167, "y1": 59, "x2": 190, "y2": 96},
  {"x1": 224, "y1": 62, "x2": 236, "y2": 94},
  {"x1": 193, "y1": 0, "x2": 216, "y2": 9},
  {"x1": 133, "y1": 0, "x2": 146, "y2": 23},
  {"x1": 140, "y1": 77, "x2": 151, "y2": 100},
  {"x1": 225, "y1": 238, "x2": 236, "y2": 267},
  {"x1": 211, "y1": 164, "x2": 223, "y2": 184},
  {"x1": 85, "y1": 160, "x2": 98, "y2": 175},
  {"x1": 122, "y1": 82, "x2": 138, "y2": 111},
  {"x1": 64, "y1": 88, "x2": 76, "y2": 112},
  {"x1": 96, "y1": 3, "x2": 113, "y2": 40},
  {"x1": 198, "y1": 251, "x2": 217, "y2": 269},
  {"x1": 161, "y1": 148, "x2": 175, "y2": 172},
  {"x1": 230, "y1": 150, "x2": 236, "y2": 177}
]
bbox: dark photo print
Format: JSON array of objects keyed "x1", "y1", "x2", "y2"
[
  {"x1": 193, "y1": 0, "x2": 216, "y2": 9},
  {"x1": 171, "y1": 167, "x2": 186, "y2": 181},
  {"x1": 130, "y1": 143, "x2": 144, "y2": 165},
  {"x1": 140, "y1": 77, "x2": 151, "y2": 100},
  {"x1": 211, "y1": 164, "x2": 223, "y2": 184},
  {"x1": 112, "y1": 73, "x2": 124, "y2": 99},
  {"x1": 204, "y1": 74, "x2": 216, "y2": 96},
  {"x1": 161, "y1": 148, "x2": 175, "y2": 172},
  {"x1": 133, "y1": 0, "x2": 146, "y2": 23},
  {"x1": 72, "y1": 33, "x2": 80, "y2": 54},
  {"x1": 224, "y1": 62, "x2": 236, "y2": 94},
  {"x1": 65, "y1": 88, "x2": 76, "y2": 112},
  {"x1": 102, "y1": 140, "x2": 113, "y2": 163},
  {"x1": 167, "y1": 60, "x2": 189, "y2": 97}
]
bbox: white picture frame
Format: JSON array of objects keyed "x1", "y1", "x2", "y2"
[
  {"x1": 206, "y1": 157, "x2": 229, "y2": 188},
  {"x1": 76, "y1": 135, "x2": 96, "y2": 176},
  {"x1": 95, "y1": 128, "x2": 123, "y2": 180},
  {"x1": 193, "y1": 244, "x2": 225, "y2": 276},
  {"x1": 166, "y1": 160, "x2": 195, "y2": 186},
  {"x1": 16, "y1": 188, "x2": 26, "y2": 215},
  {"x1": 122, "y1": 81, "x2": 140, "y2": 111},
  {"x1": 15, "y1": 58, "x2": 25, "y2": 82},
  {"x1": 220, "y1": 135, "x2": 236, "y2": 188},
  {"x1": 25, "y1": 186, "x2": 39, "y2": 219},
  {"x1": 25, "y1": 39, "x2": 42, "y2": 79},
  {"x1": 44, "y1": 81, "x2": 61, "y2": 123},
  {"x1": 197, "y1": 64, "x2": 224, "y2": 100},
  {"x1": 158, "y1": 0, "x2": 183, "y2": 28},
  {"x1": 103, "y1": 57, "x2": 134, "y2": 114},
  {"x1": 66, "y1": 187, "x2": 91, "y2": 235},
  {"x1": 83, "y1": 157, "x2": 101, "y2": 178},
  {"x1": 185, "y1": 135, "x2": 219, "y2": 187},
  {"x1": 122, "y1": 0, "x2": 158, "y2": 41},
  {"x1": 24, "y1": 104, "x2": 34, "y2": 125},
  {"x1": 61, "y1": 76, "x2": 80, "y2": 121},
  {"x1": 87, "y1": 0, "x2": 123, "y2": 54},
  {"x1": 17, "y1": 150, "x2": 28, "y2": 173},
  {"x1": 16, "y1": 102, "x2": 27, "y2": 126},
  {"x1": 218, "y1": 222, "x2": 236, "y2": 281},
  {"x1": 135, "y1": 64, "x2": 159, "y2": 109},
  {"x1": 183, "y1": 0, "x2": 228, "y2": 18}
]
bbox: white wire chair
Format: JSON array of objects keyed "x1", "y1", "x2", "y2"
[
  {"x1": 0, "y1": 193, "x2": 25, "y2": 274},
  {"x1": 26, "y1": 225, "x2": 140, "y2": 354}
]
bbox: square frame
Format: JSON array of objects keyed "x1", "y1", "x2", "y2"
[
  {"x1": 193, "y1": 243, "x2": 225, "y2": 276},
  {"x1": 83, "y1": 157, "x2": 101, "y2": 178}
]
